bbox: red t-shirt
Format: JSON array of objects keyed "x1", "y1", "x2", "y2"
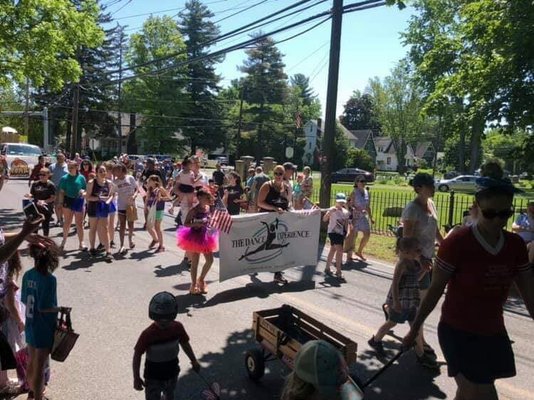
[{"x1": 436, "y1": 226, "x2": 529, "y2": 335}]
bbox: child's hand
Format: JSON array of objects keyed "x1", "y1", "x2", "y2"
[
  {"x1": 191, "y1": 360, "x2": 201, "y2": 372},
  {"x1": 134, "y1": 377, "x2": 144, "y2": 391}
]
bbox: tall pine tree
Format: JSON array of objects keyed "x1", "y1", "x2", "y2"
[
  {"x1": 179, "y1": 0, "x2": 225, "y2": 154},
  {"x1": 239, "y1": 34, "x2": 287, "y2": 160}
]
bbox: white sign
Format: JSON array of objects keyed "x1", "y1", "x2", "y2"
[
  {"x1": 218, "y1": 210, "x2": 321, "y2": 281},
  {"x1": 285, "y1": 146, "x2": 294, "y2": 159}
]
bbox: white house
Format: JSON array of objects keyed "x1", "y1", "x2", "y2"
[{"x1": 374, "y1": 137, "x2": 398, "y2": 171}]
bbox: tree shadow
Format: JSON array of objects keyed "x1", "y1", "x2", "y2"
[
  {"x1": 154, "y1": 259, "x2": 190, "y2": 278},
  {"x1": 61, "y1": 250, "x2": 115, "y2": 271},
  {"x1": 174, "y1": 327, "x2": 447, "y2": 400},
  {"x1": 503, "y1": 295, "x2": 529, "y2": 318},
  {"x1": 0, "y1": 207, "x2": 25, "y2": 230}
]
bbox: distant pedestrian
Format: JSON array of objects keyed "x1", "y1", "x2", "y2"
[
  {"x1": 177, "y1": 189, "x2": 218, "y2": 295},
  {"x1": 0, "y1": 155, "x2": 8, "y2": 192},
  {"x1": 323, "y1": 193, "x2": 350, "y2": 280},
  {"x1": 145, "y1": 175, "x2": 171, "y2": 253},
  {"x1": 49, "y1": 153, "x2": 68, "y2": 227},
  {"x1": 28, "y1": 155, "x2": 47, "y2": 187},
  {"x1": 223, "y1": 171, "x2": 244, "y2": 216},
  {"x1": 58, "y1": 162, "x2": 87, "y2": 252},
  {"x1": 301, "y1": 166, "x2": 313, "y2": 199},
  {"x1": 346, "y1": 177, "x2": 374, "y2": 261},
  {"x1": 249, "y1": 166, "x2": 270, "y2": 213},
  {"x1": 113, "y1": 163, "x2": 139, "y2": 254},
  {"x1": 133, "y1": 291, "x2": 200, "y2": 400}
]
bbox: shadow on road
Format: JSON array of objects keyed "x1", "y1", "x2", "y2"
[
  {"x1": 0, "y1": 207, "x2": 24, "y2": 230},
  {"x1": 174, "y1": 327, "x2": 447, "y2": 400}
]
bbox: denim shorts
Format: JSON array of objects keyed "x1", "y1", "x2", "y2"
[{"x1": 389, "y1": 307, "x2": 416, "y2": 324}]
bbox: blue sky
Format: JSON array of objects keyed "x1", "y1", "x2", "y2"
[{"x1": 105, "y1": 0, "x2": 414, "y2": 117}]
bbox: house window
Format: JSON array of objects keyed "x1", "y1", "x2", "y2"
[{"x1": 386, "y1": 157, "x2": 391, "y2": 165}]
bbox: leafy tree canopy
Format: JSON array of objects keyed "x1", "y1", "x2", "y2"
[
  {"x1": 0, "y1": 0, "x2": 104, "y2": 90},
  {"x1": 339, "y1": 90, "x2": 381, "y2": 131}
]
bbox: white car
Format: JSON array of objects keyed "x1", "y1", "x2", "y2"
[
  {"x1": 435, "y1": 175, "x2": 478, "y2": 192},
  {"x1": 0, "y1": 142, "x2": 42, "y2": 178}
]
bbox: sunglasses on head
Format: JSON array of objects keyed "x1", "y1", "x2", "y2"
[{"x1": 480, "y1": 208, "x2": 514, "y2": 220}]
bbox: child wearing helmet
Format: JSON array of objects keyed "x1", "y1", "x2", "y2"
[{"x1": 133, "y1": 292, "x2": 200, "y2": 400}]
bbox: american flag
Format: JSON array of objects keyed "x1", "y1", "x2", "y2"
[
  {"x1": 295, "y1": 112, "x2": 302, "y2": 129},
  {"x1": 210, "y1": 208, "x2": 233, "y2": 234}
]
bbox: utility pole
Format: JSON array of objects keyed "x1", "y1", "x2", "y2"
[
  {"x1": 117, "y1": 26, "x2": 124, "y2": 155},
  {"x1": 236, "y1": 85, "x2": 245, "y2": 159},
  {"x1": 319, "y1": 0, "x2": 343, "y2": 208},
  {"x1": 71, "y1": 84, "x2": 80, "y2": 157},
  {"x1": 24, "y1": 78, "x2": 30, "y2": 136}
]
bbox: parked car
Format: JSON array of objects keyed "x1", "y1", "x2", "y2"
[
  {"x1": 443, "y1": 170, "x2": 460, "y2": 179},
  {"x1": 331, "y1": 168, "x2": 374, "y2": 183},
  {"x1": 435, "y1": 175, "x2": 478, "y2": 192},
  {"x1": 0, "y1": 142, "x2": 42, "y2": 178}
]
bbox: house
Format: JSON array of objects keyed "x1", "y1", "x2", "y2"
[
  {"x1": 343, "y1": 128, "x2": 377, "y2": 159},
  {"x1": 302, "y1": 119, "x2": 322, "y2": 167},
  {"x1": 374, "y1": 137, "x2": 398, "y2": 171}
]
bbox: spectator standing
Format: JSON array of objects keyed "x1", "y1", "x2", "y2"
[
  {"x1": 212, "y1": 164, "x2": 225, "y2": 191},
  {"x1": 28, "y1": 156, "x2": 47, "y2": 187},
  {"x1": 49, "y1": 153, "x2": 69, "y2": 226},
  {"x1": 512, "y1": 199, "x2": 534, "y2": 263},
  {"x1": 133, "y1": 292, "x2": 200, "y2": 400},
  {"x1": 301, "y1": 166, "x2": 313, "y2": 199},
  {"x1": 323, "y1": 193, "x2": 350, "y2": 280},
  {"x1": 282, "y1": 162, "x2": 296, "y2": 209},
  {"x1": 58, "y1": 163, "x2": 87, "y2": 252},
  {"x1": 403, "y1": 176, "x2": 533, "y2": 400},
  {"x1": 28, "y1": 168, "x2": 56, "y2": 237},
  {"x1": 346, "y1": 178, "x2": 374, "y2": 261},
  {"x1": 249, "y1": 167, "x2": 270, "y2": 213},
  {"x1": 0, "y1": 155, "x2": 8, "y2": 192},
  {"x1": 80, "y1": 159, "x2": 94, "y2": 182}
]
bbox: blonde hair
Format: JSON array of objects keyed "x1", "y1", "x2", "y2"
[
  {"x1": 273, "y1": 165, "x2": 285, "y2": 175},
  {"x1": 280, "y1": 372, "x2": 316, "y2": 400}
]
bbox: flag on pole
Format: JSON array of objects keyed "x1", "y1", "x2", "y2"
[{"x1": 210, "y1": 208, "x2": 233, "y2": 234}]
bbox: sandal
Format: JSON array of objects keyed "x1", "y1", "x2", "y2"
[
  {"x1": 189, "y1": 284, "x2": 201, "y2": 295},
  {"x1": 148, "y1": 240, "x2": 158, "y2": 249},
  {"x1": 355, "y1": 251, "x2": 367, "y2": 261},
  {"x1": 155, "y1": 246, "x2": 165, "y2": 253},
  {"x1": 335, "y1": 272, "x2": 346, "y2": 282},
  {"x1": 416, "y1": 352, "x2": 439, "y2": 370},
  {"x1": 129, "y1": 241, "x2": 136, "y2": 249},
  {"x1": 197, "y1": 278, "x2": 208, "y2": 294},
  {"x1": 324, "y1": 267, "x2": 333, "y2": 276}
]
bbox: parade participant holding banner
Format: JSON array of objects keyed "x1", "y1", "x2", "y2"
[
  {"x1": 177, "y1": 189, "x2": 218, "y2": 295},
  {"x1": 257, "y1": 164, "x2": 291, "y2": 284}
]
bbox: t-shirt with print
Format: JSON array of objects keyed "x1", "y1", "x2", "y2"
[
  {"x1": 31, "y1": 181, "x2": 56, "y2": 202},
  {"x1": 134, "y1": 321, "x2": 190, "y2": 380},
  {"x1": 114, "y1": 175, "x2": 137, "y2": 210},
  {"x1": 401, "y1": 199, "x2": 438, "y2": 259},
  {"x1": 435, "y1": 226, "x2": 529, "y2": 335},
  {"x1": 327, "y1": 207, "x2": 350, "y2": 235},
  {"x1": 21, "y1": 268, "x2": 57, "y2": 348}
]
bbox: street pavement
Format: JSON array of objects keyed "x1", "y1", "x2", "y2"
[{"x1": 0, "y1": 178, "x2": 532, "y2": 400}]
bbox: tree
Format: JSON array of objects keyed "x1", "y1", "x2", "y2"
[
  {"x1": 0, "y1": 0, "x2": 104, "y2": 90},
  {"x1": 368, "y1": 60, "x2": 424, "y2": 173},
  {"x1": 402, "y1": 0, "x2": 534, "y2": 172},
  {"x1": 346, "y1": 148, "x2": 375, "y2": 171},
  {"x1": 290, "y1": 74, "x2": 317, "y2": 106},
  {"x1": 123, "y1": 16, "x2": 188, "y2": 154},
  {"x1": 339, "y1": 90, "x2": 380, "y2": 131},
  {"x1": 482, "y1": 129, "x2": 530, "y2": 175},
  {"x1": 33, "y1": 3, "x2": 125, "y2": 154},
  {"x1": 179, "y1": 0, "x2": 225, "y2": 153},
  {"x1": 239, "y1": 34, "x2": 288, "y2": 160}
]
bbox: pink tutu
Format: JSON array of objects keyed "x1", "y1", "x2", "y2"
[{"x1": 177, "y1": 226, "x2": 219, "y2": 253}]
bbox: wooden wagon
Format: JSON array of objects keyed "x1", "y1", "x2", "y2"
[{"x1": 245, "y1": 304, "x2": 358, "y2": 381}]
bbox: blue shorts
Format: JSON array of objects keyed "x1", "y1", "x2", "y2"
[
  {"x1": 109, "y1": 200, "x2": 117, "y2": 214},
  {"x1": 63, "y1": 197, "x2": 84, "y2": 213}
]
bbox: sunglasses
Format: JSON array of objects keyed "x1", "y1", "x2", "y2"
[
  {"x1": 274, "y1": 172, "x2": 284, "y2": 176},
  {"x1": 38, "y1": 173, "x2": 48, "y2": 176},
  {"x1": 480, "y1": 208, "x2": 514, "y2": 220}
]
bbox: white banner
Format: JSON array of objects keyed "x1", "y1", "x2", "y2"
[{"x1": 218, "y1": 210, "x2": 321, "y2": 282}]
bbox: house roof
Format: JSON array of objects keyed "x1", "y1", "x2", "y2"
[
  {"x1": 373, "y1": 137, "x2": 396, "y2": 154},
  {"x1": 348, "y1": 129, "x2": 374, "y2": 148},
  {"x1": 414, "y1": 142, "x2": 433, "y2": 158}
]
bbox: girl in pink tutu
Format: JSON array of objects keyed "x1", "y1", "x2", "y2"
[{"x1": 177, "y1": 189, "x2": 218, "y2": 295}]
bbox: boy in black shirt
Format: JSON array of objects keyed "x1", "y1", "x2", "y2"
[
  {"x1": 133, "y1": 292, "x2": 200, "y2": 400},
  {"x1": 28, "y1": 167, "x2": 56, "y2": 236}
]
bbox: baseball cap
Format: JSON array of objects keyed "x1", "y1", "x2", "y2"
[
  {"x1": 295, "y1": 340, "x2": 363, "y2": 400},
  {"x1": 335, "y1": 193, "x2": 347, "y2": 203}
]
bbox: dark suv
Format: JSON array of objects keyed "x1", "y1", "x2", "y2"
[{"x1": 331, "y1": 168, "x2": 374, "y2": 183}]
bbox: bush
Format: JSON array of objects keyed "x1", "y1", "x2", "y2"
[{"x1": 346, "y1": 148, "x2": 375, "y2": 171}]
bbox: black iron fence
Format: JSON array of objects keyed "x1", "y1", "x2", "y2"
[{"x1": 309, "y1": 189, "x2": 530, "y2": 235}]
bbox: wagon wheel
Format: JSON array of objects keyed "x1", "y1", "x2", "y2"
[{"x1": 245, "y1": 348, "x2": 265, "y2": 381}]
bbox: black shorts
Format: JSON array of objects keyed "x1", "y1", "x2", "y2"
[
  {"x1": 438, "y1": 322, "x2": 516, "y2": 384},
  {"x1": 118, "y1": 209, "x2": 127, "y2": 216},
  {"x1": 389, "y1": 307, "x2": 416, "y2": 324},
  {"x1": 178, "y1": 184, "x2": 194, "y2": 193},
  {"x1": 328, "y1": 232, "x2": 345, "y2": 246}
]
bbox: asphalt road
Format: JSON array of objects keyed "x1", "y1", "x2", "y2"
[{"x1": 0, "y1": 179, "x2": 532, "y2": 400}]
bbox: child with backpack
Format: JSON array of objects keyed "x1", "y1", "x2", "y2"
[
  {"x1": 133, "y1": 291, "x2": 200, "y2": 400},
  {"x1": 367, "y1": 237, "x2": 438, "y2": 369}
]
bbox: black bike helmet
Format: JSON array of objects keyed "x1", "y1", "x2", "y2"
[{"x1": 148, "y1": 291, "x2": 178, "y2": 321}]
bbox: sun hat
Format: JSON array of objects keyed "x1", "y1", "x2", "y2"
[
  {"x1": 335, "y1": 193, "x2": 347, "y2": 203},
  {"x1": 294, "y1": 340, "x2": 363, "y2": 400}
]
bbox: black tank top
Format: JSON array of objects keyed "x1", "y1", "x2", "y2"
[{"x1": 259, "y1": 182, "x2": 289, "y2": 212}]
